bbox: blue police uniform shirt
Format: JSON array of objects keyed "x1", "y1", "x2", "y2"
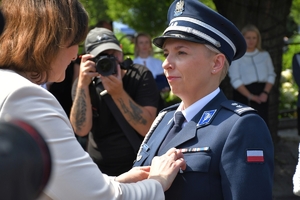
[{"x1": 179, "y1": 88, "x2": 219, "y2": 123}]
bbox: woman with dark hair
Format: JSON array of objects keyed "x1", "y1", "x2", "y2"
[{"x1": 0, "y1": 0, "x2": 185, "y2": 199}]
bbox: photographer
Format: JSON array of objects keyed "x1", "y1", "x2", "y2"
[{"x1": 70, "y1": 28, "x2": 160, "y2": 176}]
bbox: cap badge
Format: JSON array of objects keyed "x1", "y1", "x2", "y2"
[
  {"x1": 97, "y1": 34, "x2": 109, "y2": 42},
  {"x1": 174, "y1": 0, "x2": 184, "y2": 16}
]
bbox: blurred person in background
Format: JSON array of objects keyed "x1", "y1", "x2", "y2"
[
  {"x1": 228, "y1": 24, "x2": 276, "y2": 128},
  {"x1": 134, "y1": 32, "x2": 169, "y2": 93}
]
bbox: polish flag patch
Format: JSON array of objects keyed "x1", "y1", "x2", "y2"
[{"x1": 246, "y1": 150, "x2": 264, "y2": 163}]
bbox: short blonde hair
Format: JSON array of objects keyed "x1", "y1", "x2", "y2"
[
  {"x1": 205, "y1": 44, "x2": 229, "y2": 82},
  {"x1": 0, "y1": 0, "x2": 89, "y2": 84}
]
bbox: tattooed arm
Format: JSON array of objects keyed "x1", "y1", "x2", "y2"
[
  {"x1": 101, "y1": 68, "x2": 157, "y2": 137},
  {"x1": 113, "y1": 89, "x2": 156, "y2": 137},
  {"x1": 70, "y1": 54, "x2": 97, "y2": 136}
]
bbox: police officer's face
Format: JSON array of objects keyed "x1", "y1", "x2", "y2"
[{"x1": 162, "y1": 38, "x2": 218, "y2": 104}]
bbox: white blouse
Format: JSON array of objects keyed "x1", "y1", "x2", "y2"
[
  {"x1": 134, "y1": 56, "x2": 164, "y2": 78},
  {"x1": 228, "y1": 49, "x2": 276, "y2": 89}
]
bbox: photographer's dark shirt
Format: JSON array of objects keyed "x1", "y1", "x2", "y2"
[{"x1": 88, "y1": 64, "x2": 160, "y2": 176}]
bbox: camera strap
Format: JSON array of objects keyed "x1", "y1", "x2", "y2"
[{"x1": 89, "y1": 79, "x2": 142, "y2": 153}]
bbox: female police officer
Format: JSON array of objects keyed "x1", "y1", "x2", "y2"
[{"x1": 133, "y1": 0, "x2": 274, "y2": 199}]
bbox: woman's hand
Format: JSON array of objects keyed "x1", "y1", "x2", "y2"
[
  {"x1": 258, "y1": 92, "x2": 268, "y2": 103},
  {"x1": 148, "y1": 148, "x2": 186, "y2": 191},
  {"x1": 115, "y1": 166, "x2": 150, "y2": 183},
  {"x1": 249, "y1": 94, "x2": 262, "y2": 104},
  {"x1": 115, "y1": 148, "x2": 186, "y2": 191}
]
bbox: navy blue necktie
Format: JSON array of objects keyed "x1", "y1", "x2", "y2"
[{"x1": 159, "y1": 111, "x2": 185, "y2": 151}]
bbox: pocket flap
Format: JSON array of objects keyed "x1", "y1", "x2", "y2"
[{"x1": 183, "y1": 153, "x2": 211, "y2": 172}]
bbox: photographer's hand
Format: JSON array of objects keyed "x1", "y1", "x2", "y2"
[
  {"x1": 100, "y1": 64, "x2": 124, "y2": 97},
  {"x1": 78, "y1": 54, "x2": 99, "y2": 87}
]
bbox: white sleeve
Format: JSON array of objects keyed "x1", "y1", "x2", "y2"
[
  {"x1": 228, "y1": 59, "x2": 244, "y2": 89},
  {"x1": 1, "y1": 84, "x2": 164, "y2": 200},
  {"x1": 265, "y1": 52, "x2": 276, "y2": 84}
]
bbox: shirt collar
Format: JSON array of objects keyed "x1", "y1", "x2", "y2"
[{"x1": 177, "y1": 87, "x2": 220, "y2": 122}]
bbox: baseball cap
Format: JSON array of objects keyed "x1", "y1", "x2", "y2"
[{"x1": 84, "y1": 27, "x2": 122, "y2": 56}]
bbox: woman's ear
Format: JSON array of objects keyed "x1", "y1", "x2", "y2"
[{"x1": 211, "y1": 54, "x2": 225, "y2": 74}]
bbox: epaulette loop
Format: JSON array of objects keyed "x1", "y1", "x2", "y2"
[{"x1": 221, "y1": 100, "x2": 256, "y2": 115}]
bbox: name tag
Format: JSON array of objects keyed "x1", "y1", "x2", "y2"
[{"x1": 179, "y1": 147, "x2": 210, "y2": 153}]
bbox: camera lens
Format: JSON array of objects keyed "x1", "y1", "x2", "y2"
[
  {"x1": 98, "y1": 58, "x2": 112, "y2": 73},
  {"x1": 95, "y1": 55, "x2": 117, "y2": 76}
]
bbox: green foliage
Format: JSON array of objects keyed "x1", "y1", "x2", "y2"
[
  {"x1": 104, "y1": 0, "x2": 215, "y2": 37},
  {"x1": 162, "y1": 91, "x2": 181, "y2": 106},
  {"x1": 80, "y1": 0, "x2": 111, "y2": 27},
  {"x1": 200, "y1": 0, "x2": 216, "y2": 10},
  {"x1": 280, "y1": 35, "x2": 300, "y2": 118},
  {"x1": 282, "y1": 35, "x2": 300, "y2": 71},
  {"x1": 290, "y1": 0, "x2": 300, "y2": 25},
  {"x1": 115, "y1": 32, "x2": 135, "y2": 58},
  {"x1": 279, "y1": 69, "x2": 298, "y2": 117},
  {"x1": 105, "y1": 0, "x2": 173, "y2": 36}
]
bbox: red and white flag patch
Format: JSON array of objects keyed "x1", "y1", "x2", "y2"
[{"x1": 246, "y1": 150, "x2": 264, "y2": 163}]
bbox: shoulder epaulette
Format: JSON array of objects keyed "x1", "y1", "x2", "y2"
[
  {"x1": 221, "y1": 100, "x2": 256, "y2": 115},
  {"x1": 160, "y1": 103, "x2": 180, "y2": 113}
]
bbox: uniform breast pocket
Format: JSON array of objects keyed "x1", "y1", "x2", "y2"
[{"x1": 183, "y1": 153, "x2": 211, "y2": 172}]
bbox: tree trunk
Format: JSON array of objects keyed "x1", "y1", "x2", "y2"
[{"x1": 214, "y1": 0, "x2": 293, "y2": 143}]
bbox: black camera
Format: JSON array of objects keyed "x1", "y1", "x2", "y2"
[{"x1": 92, "y1": 54, "x2": 133, "y2": 76}]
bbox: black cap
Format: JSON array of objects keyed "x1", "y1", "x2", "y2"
[
  {"x1": 153, "y1": 0, "x2": 246, "y2": 64},
  {"x1": 85, "y1": 28, "x2": 122, "y2": 56},
  {"x1": 0, "y1": 119, "x2": 51, "y2": 199}
]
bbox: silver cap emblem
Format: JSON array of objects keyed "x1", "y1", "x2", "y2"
[{"x1": 174, "y1": 0, "x2": 184, "y2": 16}]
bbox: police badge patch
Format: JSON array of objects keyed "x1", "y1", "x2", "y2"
[
  {"x1": 174, "y1": 0, "x2": 184, "y2": 16},
  {"x1": 197, "y1": 109, "x2": 217, "y2": 127}
]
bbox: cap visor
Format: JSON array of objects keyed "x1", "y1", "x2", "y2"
[
  {"x1": 90, "y1": 43, "x2": 122, "y2": 56},
  {"x1": 153, "y1": 33, "x2": 206, "y2": 49}
]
